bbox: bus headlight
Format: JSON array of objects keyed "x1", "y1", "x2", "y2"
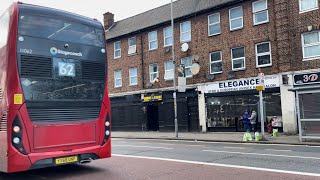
[
  {"x1": 13, "y1": 126, "x2": 21, "y2": 133},
  {"x1": 13, "y1": 137, "x2": 20, "y2": 144}
]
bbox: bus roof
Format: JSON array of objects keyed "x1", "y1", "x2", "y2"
[{"x1": 17, "y1": 3, "x2": 103, "y2": 29}]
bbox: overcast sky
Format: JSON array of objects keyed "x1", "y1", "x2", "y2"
[{"x1": 1, "y1": 0, "x2": 176, "y2": 23}]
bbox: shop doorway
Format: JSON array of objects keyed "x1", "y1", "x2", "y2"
[{"x1": 147, "y1": 104, "x2": 159, "y2": 131}]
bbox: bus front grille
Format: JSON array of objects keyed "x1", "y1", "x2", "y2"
[{"x1": 0, "y1": 113, "x2": 7, "y2": 132}]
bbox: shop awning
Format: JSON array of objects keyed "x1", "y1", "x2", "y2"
[{"x1": 288, "y1": 84, "x2": 320, "y2": 91}]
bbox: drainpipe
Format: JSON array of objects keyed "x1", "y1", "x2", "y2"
[{"x1": 140, "y1": 33, "x2": 145, "y2": 89}]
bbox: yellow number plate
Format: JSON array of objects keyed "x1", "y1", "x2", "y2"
[{"x1": 55, "y1": 156, "x2": 78, "y2": 165}]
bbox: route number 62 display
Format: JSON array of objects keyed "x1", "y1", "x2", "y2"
[{"x1": 58, "y1": 62, "x2": 75, "y2": 77}]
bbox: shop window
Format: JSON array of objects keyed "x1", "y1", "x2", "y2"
[
  {"x1": 180, "y1": 21, "x2": 191, "y2": 43},
  {"x1": 208, "y1": 13, "x2": 221, "y2": 36},
  {"x1": 210, "y1": 51, "x2": 222, "y2": 74},
  {"x1": 114, "y1": 70, "x2": 122, "y2": 87},
  {"x1": 181, "y1": 57, "x2": 192, "y2": 78},
  {"x1": 164, "y1": 61, "x2": 174, "y2": 80},
  {"x1": 114, "y1": 41, "x2": 121, "y2": 59},
  {"x1": 149, "y1": 64, "x2": 158, "y2": 83},
  {"x1": 129, "y1": 68, "x2": 137, "y2": 86},
  {"x1": 164, "y1": 26, "x2": 173, "y2": 47},
  {"x1": 128, "y1": 37, "x2": 137, "y2": 55},
  {"x1": 148, "y1": 31, "x2": 158, "y2": 50},
  {"x1": 229, "y1": 6, "x2": 243, "y2": 31},
  {"x1": 302, "y1": 31, "x2": 320, "y2": 60},
  {"x1": 299, "y1": 0, "x2": 318, "y2": 13},
  {"x1": 231, "y1": 47, "x2": 245, "y2": 70},
  {"x1": 256, "y1": 42, "x2": 272, "y2": 67},
  {"x1": 253, "y1": 0, "x2": 269, "y2": 25}
]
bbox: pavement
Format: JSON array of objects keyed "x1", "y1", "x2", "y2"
[{"x1": 111, "y1": 131, "x2": 319, "y2": 145}]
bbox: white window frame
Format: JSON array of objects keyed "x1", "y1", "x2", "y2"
[
  {"x1": 114, "y1": 70, "x2": 122, "y2": 88},
  {"x1": 229, "y1": 6, "x2": 243, "y2": 31},
  {"x1": 231, "y1": 47, "x2": 246, "y2": 71},
  {"x1": 299, "y1": 0, "x2": 319, "y2": 13},
  {"x1": 209, "y1": 51, "x2": 223, "y2": 74},
  {"x1": 129, "y1": 67, "x2": 138, "y2": 86},
  {"x1": 128, "y1": 37, "x2": 137, "y2": 55},
  {"x1": 164, "y1": 61, "x2": 174, "y2": 80},
  {"x1": 252, "y1": 0, "x2": 269, "y2": 25},
  {"x1": 301, "y1": 31, "x2": 320, "y2": 60},
  {"x1": 149, "y1": 64, "x2": 159, "y2": 83},
  {"x1": 208, "y1": 13, "x2": 221, "y2": 36},
  {"x1": 163, "y1": 26, "x2": 173, "y2": 47},
  {"x1": 148, "y1": 31, "x2": 158, "y2": 50},
  {"x1": 114, "y1": 41, "x2": 121, "y2": 59},
  {"x1": 180, "y1": 21, "x2": 191, "y2": 43},
  {"x1": 181, "y1": 57, "x2": 193, "y2": 78},
  {"x1": 255, "y1": 42, "x2": 272, "y2": 68}
]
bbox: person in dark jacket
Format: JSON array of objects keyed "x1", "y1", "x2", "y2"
[{"x1": 242, "y1": 110, "x2": 251, "y2": 132}]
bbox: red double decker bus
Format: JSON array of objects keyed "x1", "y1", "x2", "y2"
[{"x1": 0, "y1": 2, "x2": 111, "y2": 173}]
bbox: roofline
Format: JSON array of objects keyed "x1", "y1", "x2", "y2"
[{"x1": 106, "y1": 0, "x2": 243, "y2": 42}]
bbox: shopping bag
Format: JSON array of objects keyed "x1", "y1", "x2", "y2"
[
  {"x1": 255, "y1": 132, "x2": 262, "y2": 141},
  {"x1": 243, "y1": 132, "x2": 253, "y2": 141},
  {"x1": 273, "y1": 129, "x2": 278, "y2": 137}
]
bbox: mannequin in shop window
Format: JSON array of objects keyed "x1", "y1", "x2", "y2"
[
  {"x1": 248, "y1": 110, "x2": 258, "y2": 132},
  {"x1": 242, "y1": 110, "x2": 251, "y2": 132}
]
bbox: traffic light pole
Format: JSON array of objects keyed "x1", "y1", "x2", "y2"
[{"x1": 171, "y1": 0, "x2": 178, "y2": 138}]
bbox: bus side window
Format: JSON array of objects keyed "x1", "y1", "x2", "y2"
[{"x1": 0, "y1": 11, "x2": 10, "y2": 48}]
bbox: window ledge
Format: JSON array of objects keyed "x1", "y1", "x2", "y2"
[
  {"x1": 128, "y1": 53, "x2": 137, "y2": 56},
  {"x1": 210, "y1": 71, "x2": 223, "y2": 75},
  {"x1": 230, "y1": 27, "x2": 243, "y2": 32},
  {"x1": 253, "y1": 20, "x2": 269, "y2": 26},
  {"x1": 208, "y1": 33, "x2": 221, "y2": 37},
  {"x1": 302, "y1": 57, "x2": 320, "y2": 61},
  {"x1": 256, "y1": 64, "x2": 272, "y2": 68},
  {"x1": 129, "y1": 84, "x2": 138, "y2": 87},
  {"x1": 232, "y1": 68, "x2": 246, "y2": 72},
  {"x1": 114, "y1": 86, "x2": 122, "y2": 88},
  {"x1": 299, "y1": 7, "x2": 319, "y2": 14},
  {"x1": 114, "y1": 57, "x2": 121, "y2": 60}
]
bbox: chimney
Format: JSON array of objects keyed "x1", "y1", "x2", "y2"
[{"x1": 103, "y1": 12, "x2": 114, "y2": 30}]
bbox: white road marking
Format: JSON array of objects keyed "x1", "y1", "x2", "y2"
[
  {"x1": 202, "y1": 150, "x2": 320, "y2": 160},
  {"x1": 113, "y1": 145, "x2": 173, "y2": 150},
  {"x1": 112, "y1": 154, "x2": 320, "y2": 177},
  {"x1": 265, "y1": 149, "x2": 292, "y2": 152},
  {"x1": 224, "y1": 146, "x2": 246, "y2": 150}
]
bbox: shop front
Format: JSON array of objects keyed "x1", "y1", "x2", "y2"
[{"x1": 203, "y1": 75, "x2": 282, "y2": 132}]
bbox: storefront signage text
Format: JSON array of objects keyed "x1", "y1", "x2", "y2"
[
  {"x1": 294, "y1": 72, "x2": 320, "y2": 86},
  {"x1": 143, "y1": 94, "x2": 162, "y2": 102},
  {"x1": 204, "y1": 75, "x2": 279, "y2": 93}
]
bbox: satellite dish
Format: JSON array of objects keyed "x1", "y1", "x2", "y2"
[
  {"x1": 191, "y1": 63, "x2": 200, "y2": 75},
  {"x1": 193, "y1": 54, "x2": 199, "y2": 61},
  {"x1": 181, "y1": 43, "x2": 189, "y2": 52},
  {"x1": 208, "y1": 74, "x2": 215, "y2": 80},
  {"x1": 227, "y1": 71, "x2": 236, "y2": 79}
]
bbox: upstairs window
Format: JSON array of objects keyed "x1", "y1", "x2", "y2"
[
  {"x1": 129, "y1": 68, "x2": 138, "y2": 86},
  {"x1": 253, "y1": 0, "x2": 269, "y2": 25},
  {"x1": 210, "y1": 51, "x2": 223, "y2": 74},
  {"x1": 229, "y1": 6, "x2": 243, "y2": 31},
  {"x1": 149, "y1": 64, "x2": 159, "y2": 83},
  {"x1": 231, "y1": 47, "x2": 245, "y2": 70},
  {"x1": 256, "y1": 42, "x2": 272, "y2": 67},
  {"x1": 181, "y1": 57, "x2": 193, "y2": 77},
  {"x1": 302, "y1": 31, "x2": 320, "y2": 59},
  {"x1": 148, "y1": 31, "x2": 158, "y2": 50},
  {"x1": 180, "y1": 21, "x2": 191, "y2": 43},
  {"x1": 299, "y1": 0, "x2": 318, "y2": 12},
  {"x1": 114, "y1": 41, "x2": 121, "y2": 59},
  {"x1": 128, "y1": 37, "x2": 137, "y2": 55},
  {"x1": 208, "y1": 13, "x2": 221, "y2": 36},
  {"x1": 164, "y1": 26, "x2": 173, "y2": 47},
  {"x1": 114, "y1": 70, "x2": 122, "y2": 87},
  {"x1": 164, "y1": 61, "x2": 174, "y2": 80}
]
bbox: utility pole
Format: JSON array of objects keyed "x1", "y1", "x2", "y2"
[
  {"x1": 257, "y1": 69, "x2": 265, "y2": 138},
  {"x1": 171, "y1": 0, "x2": 178, "y2": 138}
]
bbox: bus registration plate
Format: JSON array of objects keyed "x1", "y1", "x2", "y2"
[{"x1": 55, "y1": 156, "x2": 78, "y2": 165}]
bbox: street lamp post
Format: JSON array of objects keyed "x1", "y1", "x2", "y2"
[{"x1": 171, "y1": 0, "x2": 178, "y2": 138}]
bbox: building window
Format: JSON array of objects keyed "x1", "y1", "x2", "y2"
[
  {"x1": 114, "y1": 41, "x2": 121, "y2": 59},
  {"x1": 229, "y1": 6, "x2": 243, "y2": 31},
  {"x1": 164, "y1": 26, "x2": 173, "y2": 47},
  {"x1": 149, "y1": 64, "x2": 159, "y2": 83},
  {"x1": 181, "y1": 57, "x2": 193, "y2": 77},
  {"x1": 208, "y1": 13, "x2": 221, "y2": 36},
  {"x1": 164, "y1": 61, "x2": 174, "y2": 80},
  {"x1": 210, "y1": 51, "x2": 223, "y2": 74},
  {"x1": 148, "y1": 31, "x2": 158, "y2": 50},
  {"x1": 114, "y1": 70, "x2": 122, "y2": 87},
  {"x1": 180, "y1": 21, "x2": 191, "y2": 43},
  {"x1": 253, "y1": 0, "x2": 269, "y2": 25},
  {"x1": 128, "y1": 37, "x2": 137, "y2": 55},
  {"x1": 256, "y1": 42, "x2": 272, "y2": 67},
  {"x1": 302, "y1": 31, "x2": 320, "y2": 59},
  {"x1": 299, "y1": 0, "x2": 318, "y2": 12},
  {"x1": 129, "y1": 68, "x2": 138, "y2": 86},
  {"x1": 231, "y1": 47, "x2": 245, "y2": 70}
]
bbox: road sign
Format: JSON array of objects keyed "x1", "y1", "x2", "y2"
[{"x1": 178, "y1": 77, "x2": 186, "y2": 92}]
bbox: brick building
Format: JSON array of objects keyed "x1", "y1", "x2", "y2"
[{"x1": 104, "y1": 0, "x2": 320, "y2": 136}]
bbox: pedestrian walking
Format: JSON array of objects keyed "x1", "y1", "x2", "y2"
[
  {"x1": 242, "y1": 110, "x2": 251, "y2": 132},
  {"x1": 248, "y1": 110, "x2": 258, "y2": 132}
]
